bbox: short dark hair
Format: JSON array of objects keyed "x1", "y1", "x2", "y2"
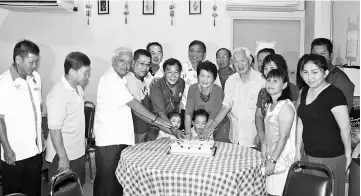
[
  {"x1": 216, "y1": 48, "x2": 232, "y2": 58},
  {"x1": 261, "y1": 54, "x2": 288, "y2": 78},
  {"x1": 296, "y1": 54, "x2": 308, "y2": 90},
  {"x1": 192, "y1": 109, "x2": 209, "y2": 121},
  {"x1": 162, "y1": 58, "x2": 182, "y2": 72},
  {"x1": 64, "y1": 52, "x2": 91, "y2": 75},
  {"x1": 299, "y1": 53, "x2": 328, "y2": 72},
  {"x1": 13, "y1": 39, "x2": 40, "y2": 62},
  {"x1": 133, "y1": 49, "x2": 151, "y2": 61},
  {"x1": 197, "y1": 60, "x2": 218, "y2": 80},
  {"x1": 266, "y1": 69, "x2": 291, "y2": 103},
  {"x1": 250, "y1": 54, "x2": 255, "y2": 64},
  {"x1": 257, "y1": 48, "x2": 275, "y2": 57},
  {"x1": 189, "y1": 40, "x2": 206, "y2": 53},
  {"x1": 168, "y1": 112, "x2": 181, "y2": 120},
  {"x1": 311, "y1": 38, "x2": 333, "y2": 54},
  {"x1": 146, "y1": 42, "x2": 163, "y2": 54}
]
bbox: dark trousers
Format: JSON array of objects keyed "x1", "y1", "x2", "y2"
[
  {"x1": 93, "y1": 145, "x2": 128, "y2": 196},
  {"x1": 47, "y1": 154, "x2": 86, "y2": 185},
  {"x1": 2, "y1": 153, "x2": 42, "y2": 196}
]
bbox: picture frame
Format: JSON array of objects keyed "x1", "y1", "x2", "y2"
[
  {"x1": 189, "y1": 0, "x2": 201, "y2": 15},
  {"x1": 98, "y1": 0, "x2": 109, "y2": 15},
  {"x1": 143, "y1": 0, "x2": 155, "y2": 15}
]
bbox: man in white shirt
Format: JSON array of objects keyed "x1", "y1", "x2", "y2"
[
  {"x1": 93, "y1": 47, "x2": 172, "y2": 196},
  {"x1": 146, "y1": 42, "x2": 164, "y2": 89},
  {"x1": 0, "y1": 40, "x2": 43, "y2": 196},
  {"x1": 46, "y1": 52, "x2": 91, "y2": 185},
  {"x1": 203, "y1": 47, "x2": 265, "y2": 147}
]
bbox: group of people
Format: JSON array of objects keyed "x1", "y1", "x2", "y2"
[{"x1": 0, "y1": 37, "x2": 354, "y2": 196}]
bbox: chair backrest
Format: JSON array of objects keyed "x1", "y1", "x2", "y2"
[
  {"x1": 282, "y1": 160, "x2": 334, "y2": 196},
  {"x1": 5, "y1": 194, "x2": 27, "y2": 196},
  {"x1": 50, "y1": 169, "x2": 84, "y2": 196},
  {"x1": 84, "y1": 101, "x2": 95, "y2": 139}
]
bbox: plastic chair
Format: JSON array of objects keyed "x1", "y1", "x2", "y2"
[
  {"x1": 5, "y1": 194, "x2": 27, "y2": 196},
  {"x1": 282, "y1": 160, "x2": 334, "y2": 196},
  {"x1": 50, "y1": 169, "x2": 83, "y2": 196},
  {"x1": 84, "y1": 101, "x2": 96, "y2": 180}
]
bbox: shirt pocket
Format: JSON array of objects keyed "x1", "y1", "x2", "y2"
[{"x1": 247, "y1": 90, "x2": 258, "y2": 110}]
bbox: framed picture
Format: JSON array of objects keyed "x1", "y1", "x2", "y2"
[
  {"x1": 98, "y1": 0, "x2": 109, "y2": 15},
  {"x1": 189, "y1": 0, "x2": 201, "y2": 15},
  {"x1": 143, "y1": 0, "x2": 155, "y2": 15}
]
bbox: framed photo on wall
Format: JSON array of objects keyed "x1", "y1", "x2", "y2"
[
  {"x1": 143, "y1": 0, "x2": 155, "y2": 15},
  {"x1": 189, "y1": 0, "x2": 201, "y2": 15},
  {"x1": 98, "y1": 0, "x2": 109, "y2": 15}
]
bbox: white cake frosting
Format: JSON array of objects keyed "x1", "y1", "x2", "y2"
[{"x1": 169, "y1": 139, "x2": 215, "y2": 156}]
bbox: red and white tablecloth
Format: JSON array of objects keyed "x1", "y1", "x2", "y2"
[{"x1": 115, "y1": 138, "x2": 266, "y2": 196}]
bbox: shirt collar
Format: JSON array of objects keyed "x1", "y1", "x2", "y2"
[
  {"x1": 10, "y1": 64, "x2": 35, "y2": 82},
  {"x1": 61, "y1": 75, "x2": 77, "y2": 91}
]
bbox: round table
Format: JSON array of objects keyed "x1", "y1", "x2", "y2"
[{"x1": 115, "y1": 138, "x2": 266, "y2": 196}]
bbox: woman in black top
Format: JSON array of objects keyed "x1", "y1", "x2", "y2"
[{"x1": 296, "y1": 54, "x2": 351, "y2": 196}]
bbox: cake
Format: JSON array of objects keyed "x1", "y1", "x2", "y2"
[{"x1": 169, "y1": 139, "x2": 215, "y2": 156}]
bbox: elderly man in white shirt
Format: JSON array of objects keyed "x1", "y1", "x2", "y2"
[
  {"x1": 0, "y1": 40, "x2": 43, "y2": 196},
  {"x1": 93, "y1": 47, "x2": 172, "y2": 196},
  {"x1": 203, "y1": 47, "x2": 265, "y2": 147}
]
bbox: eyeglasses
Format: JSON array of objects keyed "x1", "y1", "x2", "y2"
[{"x1": 136, "y1": 60, "x2": 151, "y2": 68}]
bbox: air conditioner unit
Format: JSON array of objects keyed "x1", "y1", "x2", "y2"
[
  {"x1": 226, "y1": 0, "x2": 304, "y2": 12},
  {"x1": 0, "y1": 0, "x2": 77, "y2": 13}
]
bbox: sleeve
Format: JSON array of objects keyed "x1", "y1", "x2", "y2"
[
  {"x1": 46, "y1": 87, "x2": 66, "y2": 130},
  {"x1": 185, "y1": 85, "x2": 196, "y2": 116},
  {"x1": 0, "y1": 81, "x2": 10, "y2": 118},
  {"x1": 99, "y1": 76, "x2": 134, "y2": 109},
  {"x1": 327, "y1": 86, "x2": 347, "y2": 109},
  {"x1": 150, "y1": 84, "x2": 166, "y2": 114},
  {"x1": 125, "y1": 75, "x2": 142, "y2": 101},
  {"x1": 256, "y1": 88, "x2": 264, "y2": 108},
  {"x1": 209, "y1": 86, "x2": 224, "y2": 120},
  {"x1": 334, "y1": 74, "x2": 355, "y2": 112},
  {"x1": 222, "y1": 76, "x2": 233, "y2": 108}
]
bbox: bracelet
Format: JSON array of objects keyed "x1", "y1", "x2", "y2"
[
  {"x1": 269, "y1": 159, "x2": 277, "y2": 164},
  {"x1": 152, "y1": 116, "x2": 158, "y2": 123}
]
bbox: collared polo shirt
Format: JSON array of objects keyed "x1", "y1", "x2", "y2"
[
  {"x1": 0, "y1": 66, "x2": 42, "y2": 161},
  {"x1": 223, "y1": 69, "x2": 265, "y2": 147},
  {"x1": 94, "y1": 67, "x2": 135, "y2": 146},
  {"x1": 180, "y1": 61, "x2": 222, "y2": 106},
  {"x1": 45, "y1": 76, "x2": 85, "y2": 162}
]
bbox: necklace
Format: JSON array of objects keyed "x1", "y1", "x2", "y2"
[{"x1": 200, "y1": 92, "x2": 210, "y2": 102}]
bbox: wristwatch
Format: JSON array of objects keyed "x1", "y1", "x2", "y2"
[{"x1": 269, "y1": 159, "x2": 277, "y2": 164}]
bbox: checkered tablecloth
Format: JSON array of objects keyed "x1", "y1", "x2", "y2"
[{"x1": 115, "y1": 138, "x2": 266, "y2": 196}]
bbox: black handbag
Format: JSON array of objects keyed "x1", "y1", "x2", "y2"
[
  {"x1": 50, "y1": 170, "x2": 84, "y2": 196},
  {"x1": 282, "y1": 160, "x2": 334, "y2": 196}
]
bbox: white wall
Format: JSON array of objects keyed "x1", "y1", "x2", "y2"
[{"x1": 0, "y1": 0, "x2": 231, "y2": 103}]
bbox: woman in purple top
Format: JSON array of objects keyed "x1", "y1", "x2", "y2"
[
  {"x1": 184, "y1": 61, "x2": 230, "y2": 142},
  {"x1": 296, "y1": 54, "x2": 351, "y2": 196}
]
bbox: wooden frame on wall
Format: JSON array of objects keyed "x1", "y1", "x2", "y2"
[
  {"x1": 98, "y1": 0, "x2": 109, "y2": 14},
  {"x1": 143, "y1": 0, "x2": 155, "y2": 15},
  {"x1": 189, "y1": 0, "x2": 201, "y2": 15}
]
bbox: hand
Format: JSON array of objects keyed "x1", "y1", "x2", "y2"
[
  {"x1": 156, "y1": 117, "x2": 172, "y2": 128},
  {"x1": 175, "y1": 129, "x2": 185, "y2": 139},
  {"x1": 265, "y1": 161, "x2": 276, "y2": 176},
  {"x1": 4, "y1": 147, "x2": 16, "y2": 165},
  {"x1": 202, "y1": 125, "x2": 216, "y2": 140},
  {"x1": 58, "y1": 156, "x2": 70, "y2": 173},
  {"x1": 345, "y1": 156, "x2": 352, "y2": 172}
]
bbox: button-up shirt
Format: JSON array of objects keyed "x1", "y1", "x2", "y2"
[
  {"x1": 0, "y1": 66, "x2": 42, "y2": 161},
  {"x1": 222, "y1": 69, "x2": 265, "y2": 147}
]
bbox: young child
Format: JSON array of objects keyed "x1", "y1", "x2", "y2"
[
  {"x1": 190, "y1": 109, "x2": 209, "y2": 139},
  {"x1": 156, "y1": 112, "x2": 183, "y2": 140}
]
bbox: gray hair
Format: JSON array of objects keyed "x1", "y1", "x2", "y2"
[
  {"x1": 232, "y1": 47, "x2": 252, "y2": 63},
  {"x1": 112, "y1": 47, "x2": 133, "y2": 60}
]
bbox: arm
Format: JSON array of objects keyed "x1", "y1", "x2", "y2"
[
  {"x1": 335, "y1": 76, "x2": 354, "y2": 113},
  {"x1": 203, "y1": 86, "x2": 224, "y2": 131},
  {"x1": 265, "y1": 103, "x2": 295, "y2": 175},
  {"x1": 184, "y1": 85, "x2": 196, "y2": 134},
  {"x1": 0, "y1": 118, "x2": 16, "y2": 165},
  {"x1": 49, "y1": 129, "x2": 69, "y2": 171},
  {"x1": 331, "y1": 105, "x2": 352, "y2": 170},
  {"x1": 127, "y1": 99, "x2": 171, "y2": 128},
  {"x1": 255, "y1": 108, "x2": 265, "y2": 143},
  {"x1": 132, "y1": 110, "x2": 172, "y2": 135},
  {"x1": 295, "y1": 117, "x2": 303, "y2": 161},
  {"x1": 184, "y1": 114, "x2": 192, "y2": 135},
  {"x1": 203, "y1": 105, "x2": 231, "y2": 139}
]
